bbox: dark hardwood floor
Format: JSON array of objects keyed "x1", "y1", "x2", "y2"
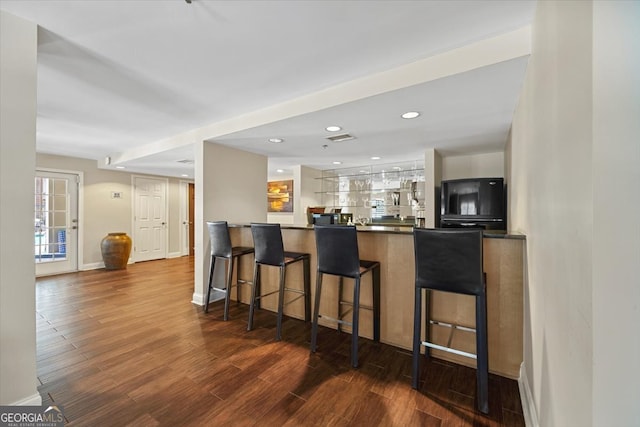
[{"x1": 35, "y1": 256, "x2": 524, "y2": 426}]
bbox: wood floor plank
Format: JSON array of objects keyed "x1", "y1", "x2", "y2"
[{"x1": 35, "y1": 256, "x2": 524, "y2": 426}]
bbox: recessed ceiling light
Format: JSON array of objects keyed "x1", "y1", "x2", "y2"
[
  {"x1": 332, "y1": 161, "x2": 342, "y2": 165},
  {"x1": 268, "y1": 138, "x2": 284, "y2": 143},
  {"x1": 401, "y1": 111, "x2": 420, "y2": 119},
  {"x1": 181, "y1": 174, "x2": 189, "y2": 177},
  {"x1": 276, "y1": 169, "x2": 284, "y2": 173},
  {"x1": 115, "y1": 166, "x2": 125, "y2": 169},
  {"x1": 371, "y1": 156, "x2": 381, "y2": 160},
  {"x1": 325, "y1": 125, "x2": 342, "y2": 132}
]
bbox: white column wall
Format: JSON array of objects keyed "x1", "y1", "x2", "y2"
[
  {"x1": 511, "y1": 3, "x2": 640, "y2": 425},
  {"x1": 424, "y1": 148, "x2": 442, "y2": 228},
  {"x1": 293, "y1": 165, "x2": 322, "y2": 225},
  {"x1": 193, "y1": 142, "x2": 267, "y2": 304},
  {"x1": 0, "y1": 11, "x2": 40, "y2": 405},
  {"x1": 592, "y1": 1, "x2": 640, "y2": 425}
]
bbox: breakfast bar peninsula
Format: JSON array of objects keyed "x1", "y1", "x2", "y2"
[{"x1": 225, "y1": 224, "x2": 524, "y2": 379}]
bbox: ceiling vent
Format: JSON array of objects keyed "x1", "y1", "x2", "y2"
[
  {"x1": 326, "y1": 133, "x2": 355, "y2": 143},
  {"x1": 177, "y1": 159, "x2": 194, "y2": 164}
]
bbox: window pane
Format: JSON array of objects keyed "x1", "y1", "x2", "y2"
[
  {"x1": 52, "y1": 179, "x2": 67, "y2": 195},
  {"x1": 53, "y1": 195, "x2": 67, "y2": 211}
]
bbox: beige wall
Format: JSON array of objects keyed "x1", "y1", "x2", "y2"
[
  {"x1": 266, "y1": 171, "x2": 295, "y2": 225},
  {"x1": 194, "y1": 141, "x2": 267, "y2": 304},
  {"x1": 511, "y1": 2, "x2": 594, "y2": 425},
  {"x1": 36, "y1": 153, "x2": 190, "y2": 266},
  {"x1": 424, "y1": 149, "x2": 442, "y2": 228},
  {"x1": 510, "y1": 1, "x2": 639, "y2": 425},
  {"x1": 441, "y1": 151, "x2": 504, "y2": 180},
  {"x1": 592, "y1": 1, "x2": 640, "y2": 424},
  {"x1": 293, "y1": 165, "x2": 322, "y2": 225},
  {"x1": 266, "y1": 165, "x2": 322, "y2": 225},
  {"x1": 0, "y1": 11, "x2": 39, "y2": 405}
]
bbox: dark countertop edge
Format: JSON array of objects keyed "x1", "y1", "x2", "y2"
[{"x1": 227, "y1": 223, "x2": 526, "y2": 240}]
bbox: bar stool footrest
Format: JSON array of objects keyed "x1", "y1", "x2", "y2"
[
  {"x1": 283, "y1": 293, "x2": 306, "y2": 307},
  {"x1": 422, "y1": 341, "x2": 477, "y2": 359},
  {"x1": 339, "y1": 300, "x2": 374, "y2": 311},
  {"x1": 319, "y1": 314, "x2": 353, "y2": 327}
]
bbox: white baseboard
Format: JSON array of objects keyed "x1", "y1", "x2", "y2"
[
  {"x1": 81, "y1": 258, "x2": 135, "y2": 271},
  {"x1": 192, "y1": 292, "x2": 205, "y2": 306},
  {"x1": 518, "y1": 362, "x2": 539, "y2": 427},
  {"x1": 11, "y1": 393, "x2": 42, "y2": 406},
  {"x1": 80, "y1": 261, "x2": 103, "y2": 271},
  {"x1": 167, "y1": 251, "x2": 182, "y2": 259},
  {"x1": 193, "y1": 289, "x2": 226, "y2": 306}
]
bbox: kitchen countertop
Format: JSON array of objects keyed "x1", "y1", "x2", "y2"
[{"x1": 228, "y1": 223, "x2": 525, "y2": 239}]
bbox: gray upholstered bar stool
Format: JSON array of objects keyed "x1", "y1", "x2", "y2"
[
  {"x1": 249, "y1": 223, "x2": 311, "y2": 340},
  {"x1": 311, "y1": 225, "x2": 380, "y2": 368},
  {"x1": 412, "y1": 228, "x2": 489, "y2": 414},
  {"x1": 205, "y1": 221, "x2": 254, "y2": 319}
]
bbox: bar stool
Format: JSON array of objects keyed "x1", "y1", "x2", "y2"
[
  {"x1": 412, "y1": 228, "x2": 488, "y2": 414},
  {"x1": 249, "y1": 223, "x2": 311, "y2": 340},
  {"x1": 311, "y1": 225, "x2": 380, "y2": 368},
  {"x1": 205, "y1": 221, "x2": 254, "y2": 320}
]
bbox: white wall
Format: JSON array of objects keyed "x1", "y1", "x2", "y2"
[
  {"x1": 511, "y1": 2, "x2": 594, "y2": 425},
  {"x1": 0, "y1": 11, "x2": 40, "y2": 405},
  {"x1": 509, "y1": 1, "x2": 639, "y2": 425},
  {"x1": 592, "y1": 1, "x2": 640, "y2": 425},
  {"x1": 441, "y1": 151, "x2": 504, "y2": 180},
  {"x1": 36, "y1": 154, "x2": 189, "y2": 266}
]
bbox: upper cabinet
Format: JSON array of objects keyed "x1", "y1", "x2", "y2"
[{"x1": 316, "y1": 161, "x2": 425, "y2": 219}]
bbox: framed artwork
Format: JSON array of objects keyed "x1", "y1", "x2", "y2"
[{"x1": 267, "y1": 180, "x2": 293, "y2": 213}]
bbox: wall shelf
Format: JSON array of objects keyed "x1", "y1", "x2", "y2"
[{"x1": 316, "y1": 161, "x2": 425, "y2": 219}]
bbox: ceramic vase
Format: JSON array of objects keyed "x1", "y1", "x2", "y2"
[{"x1": 101, "y1": 232, "x2": 132, "y2": 270}]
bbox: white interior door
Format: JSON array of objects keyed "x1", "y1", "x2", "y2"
[
  {"x1": 35, "y1": 171, "x2": 78, "y2": 276},
  {"x1": 133, "y1": 176, "x2": 167, "y2": 262}
]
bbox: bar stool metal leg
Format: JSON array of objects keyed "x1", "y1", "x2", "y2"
[
  {"x1": 372, "y1": 265, "x2": 381, "y2": 342},
  {"x1": 310, "y1": 271, "x2": 323, "y2": 353},
  {"x1": 223, "y1": 257, "x2": 234, "y2": 321},
  {"x1": 424, "y1": 289, "x2": 431, "y2": 359},
  {"x1": 351, "y1": 277, "x2": 361, "y2": 368},
  {"x1": 248, "y1": 264, "x2": 260, "y2": 331},
  {"x1": 337, "y1": 277, "x2": 344, "y2": 334},
  {"x1": 276, "y1": 265, "x2": 287, "y2": 341},
  {"x1": 204, "y1": 256, "x2": 216, "y2": 313},
  {"x1": 412, "y1": 287, "x2": 422, "y2": 389},
  {"x1": 476, "y1": 290, "x2": 489, "y2": 414},
  {"x1": 303, "y1": 257, "x2": 311, "y2": 323}
]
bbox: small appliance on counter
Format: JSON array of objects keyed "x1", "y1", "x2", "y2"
[{"x1": 312, "y1": 212, "x2": 353, "y2": 225}]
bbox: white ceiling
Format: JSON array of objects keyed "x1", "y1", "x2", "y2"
[{"x1": 0, "y1": 0, "x2": 536, "y2": 178}]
